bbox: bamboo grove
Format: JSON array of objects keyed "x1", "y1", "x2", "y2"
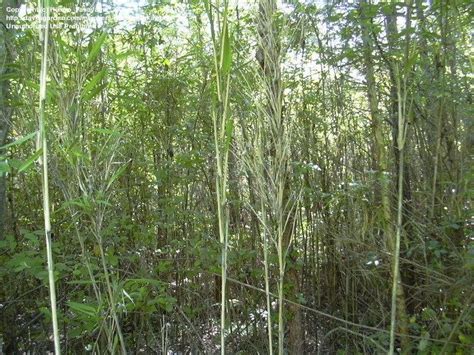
[{"x1": 0, "y1": 0, "x2": 472, "y2": 353}]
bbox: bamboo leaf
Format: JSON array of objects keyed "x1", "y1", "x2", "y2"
[
  {"x1": 18, "y1": 149, "x2": 43, "y2": 173},
  {"x1": 224, "y1": 119, "x2": 233, "y2": 151},
  {"x1": 85, "y1": 84, "x2": 106, "y2": 101},
  {"x1": 125, "y1": 278, "x2": 164, "y2": 288},
  {"x1": 68, "y1": 301, "x2": 97, "y2": 318},
  {"x1": 0, "y1": 132, "x2": 37, "y2": 151},
  {"x1": 404, "y1": 51, "x2": 419, "y2": 73},
  {"x1": 87, "y1": 32, "x2": 107, "y2": 62},
  {"x1": 91, "y1": 128, "x2": 118, "y2": 135},
  {"x1": 0, "y1": 161, "x2": 11, "y2": 174},
  {"x1": 123, "y1": 289, "x2": 135, "y2": 304},
  {"x1": 82, "y1": 69, "x2": 107, "y2": 98},
  {"x1": 221, "y1": 25, "x2": 232, "y2": 75},
  {"x1": 106, "y1": 162, "x2": 129, "y2": 191}
]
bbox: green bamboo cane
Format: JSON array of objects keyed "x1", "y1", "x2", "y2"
[
  {"x1": 389, "y1": 64, "x2": 408, "y2": 355},
  {"x1": 206, "y1": 1, "x2": 232, "y2": 353},
  {"x1": 38, "y1": 0, "x2": 60, "y2": 353}
]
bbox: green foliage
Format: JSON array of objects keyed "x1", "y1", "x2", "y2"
[
  {"x1": 87, "y1": 32, "x2": 107, "y2": 63},
  {"x1": 221, "y1": 24, "x2": 232, "y2": 75},
  {"x1": 0, "y1": 0, "x2": 471, "y2": 353},
  {"x1": 0, "y1": 132, "x2": 36, "y2": 151}
]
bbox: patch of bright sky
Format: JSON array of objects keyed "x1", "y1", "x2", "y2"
[
  {"x1": 102, "y1": 0, "x2": 327, "y2": 29},
  {"x1": 100, "y1": 0, "x2": 194, "y2": 42},
  {"x1": 99, "y1": 0, "x2": 147, "y2": 29}
]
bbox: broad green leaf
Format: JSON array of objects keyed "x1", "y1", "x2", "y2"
[
  {"x1": 5, "y1": 252, "x2": 42, "y2": 273},
  {"x1": 39, "y1": 306, "x2": 51, "y2": 320},
  {"x1": 18, "y1": 149, "x2": 43, "y2": 173},
  {"x1": 0, "y1": 161, "x2": 11, "y2": 174},
  {"x1": 106, "y1": 253, "x2": 118, "y2": 266},
  {"x1": 34, "y1": 270, "x2": 49, "y2": 282},
  {"x1": 82, "y1": 69, "x2": 106, "y2": 98},
  {"x1": 418, "y1": 338, "x2": 429, "y2": 351},
  {"x1": 224, "y1": 118, "x2": 233, "y2": 151},
  {"x1": 106, "y1": 163, "x2": 129, "y2": 191},
  {"x1": 115, "y1": 50, "x2": 135, "y2": 61},
  {"x1": 221, "y1": 24, "x2": 232, "y2": 75},
  {"x1": 459, "y1": 333, "x2": 473, "y2": 344},
  {"x1": 62, "y1": 197, "x2": 92, "y2": 212},
  {"x1": 0, "y1": 72, "x2": 19, "y2": 81},
  {"x1": 68, "y1": 144, "x2": 87, "y2": 159},
  {"x1": 24, "y1": 232, "x2": 39, "y2": 246},
  {"x1": 404, "y1": 51, "x2": 419, "y2": 73},
  {"x1": 85, "y1": 84, "x2": 106, "y2": 101},
  {"x1": 87, "y1": 32, "x2": 107, "y2": 62},
  {"x1": 68, "y1": 301, "x2": 97, "y2": 318},
  {"x1": 125, "y1": 278, "x2": 164, "y2": 288},
  {"x1": 0, "y1": 132, "x2": 36, "y2": 150}
]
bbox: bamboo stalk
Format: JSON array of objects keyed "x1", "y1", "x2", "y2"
[
  {"x1": 389, "y1": 65, "x2": 407, "y2": 355},
  {"x1": 37, "y1": 0, "x2": 60, "y2": 353},
  {"x1": 258, "y1": 116, "x2": 273, "y2": 354},
  {"x1": 206, "y1": 1, "x2": 232, "y2": 353}
]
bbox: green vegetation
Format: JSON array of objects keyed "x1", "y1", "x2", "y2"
[{"x1": 0, "y1": 0, "x2": 472, "y2": 353}]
